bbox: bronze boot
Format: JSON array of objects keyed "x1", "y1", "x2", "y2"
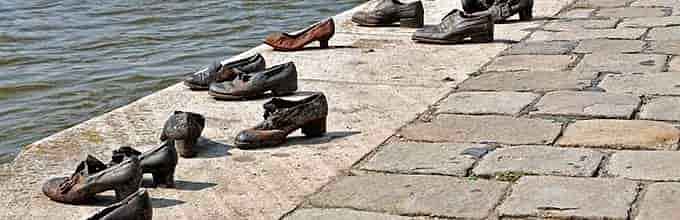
[
  {"x1": 42, "y1": 155, "x2": 142, "y2": 204},
  {"x1": 85, "y1": 189, "x2": 152, "y2": 220},
  {"x1": 110, "y1": 141, "x2": 178, "y2": 188},
  {"x1": 352, "y1": 0, "x2": 424, "y2": 27},
  {"x1": 160, "y1": 111, "x2": 205, "y2": 158},
  {"x1": 184, "y1": 53, "x2": 266, "y2": 90},
  {"x1": 264, "y1": 18, "x2": 335, "y2": 51},
  {"x1": 235, "y1": 93, "x2": 328, "y2": 149},
  {"x1": 208, "y1": 62, "x2": 298, "y2": 100}
]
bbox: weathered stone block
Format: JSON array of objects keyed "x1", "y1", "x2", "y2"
[
  {"x1": 575, "y1": 54, "x2": 666, "y2": 74},
  {"x1": 600, "y1": 72, "x2": 680, "y2": 95},
  {"x1": 632, "y1": 0, "x2": 678, "y2": 7},
  {"x1": 543, "y1": 19, "x2": 619, "y2": 31},
  {"x1": 620, "y1": 16, "x2": 680, "y2": 28},
  {"x1": 608, "y1": 151, "x2": 680, "y2": 181},
  {"x1": 647, "y1": 40, "x2": 680, "y2": 55},
  {"x1": 502, "y1": 41, "x2": 578, "y2": 55},
  {"x1": 648, "y1": 26, "x2": 680, "y2": 40},
  {"x1": 556, "y1": 8, "x2": 594, "y2": 18},
  {"x1": 499, "y1": 176, "x2": 638, "y2": 220},
  {"x1": 636, "y1": 183, "x2": 680, "y2": 220},
  {"x1": 573, "y1": 39, "x2": 645, "y2": 53},
  {"x1": 484, "y1": 55, "x2": 576, "y2": 72},
  {"x1": 573, "y1": 0, "x2": 633, "y2": 8},
  {"x1": 640, "y1": 96, "x2": 680, "y2": 121},
  {"x1": 459, "y1": 71, "x2": 596, "y2": 92},
  {"x1": 557, "y1": 119, "x2": 680, "y2": 150},
  {"x1": 437, "y1": 92, "x2": 539, "y2": 115},
  {"x1": 473, "y1": 146, "x2": 604, "y2": 177},
  {"x1": 399, "y1": 115, "x2": 562, "y2": 145},
  {"x1": 596, "y1": 7, "x2": 668, "y2": 18},
  {"x1": 530, "y1": 91, "x2": 640, "y2": 119},
  {"x1": 307, "y1": 175, "x2": 509, "y2": 219},
  {"x1": 359, "y1": 143, "x2": 482, "y2": 176},
  {"x1": 528, "y1": 28, "x2": 646, "y2": 41},
  {"x1": 285, "y1": 209, "x2": 416, "y2": 220}
]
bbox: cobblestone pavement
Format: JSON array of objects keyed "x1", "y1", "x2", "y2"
[{"x1": 284, "y1": 0, "x2": 680, "y2": 219}]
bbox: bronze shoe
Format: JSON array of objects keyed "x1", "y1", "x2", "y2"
[
  {"x1": 85, "y1": 189, "x2": 152, "y2": 220},
  {"x1": 42, "y1": 155, "x2": 142, "y2": 204},
  {"x1": 160, "y1": 111, "x2": 205, "y2": 158},
  {"x1": 235, "y1": 93, "x2": 328, "y2": 149},
  {"x1": 110, "y1": 141, "x2": 178, "y2": 188},
  {"x1": 412, "y1": 9, "x2": 494, "y2": 44},
  {"x1": 352, "y1": 0, "x2": 424, "y2": 28},
  {"x1": 463, "y1": 0, "x2": 533, "y2": 22},
  {"x1": 264, "y1": 18, "x2": 335, "y2": 51},
  {"x1": 183, "y1": 53, "x2": 266, "y2": 90},
  {"x1": 208, "y1": 62, "x2": 298, "y2": 100}
]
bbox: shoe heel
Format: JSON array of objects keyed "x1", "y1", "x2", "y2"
[
  {"x1": 519, "y1": 6, "x2": 533, "y2": 21},
  {"x1": 152, "y1": 167, "x2": 176, "y2": 188},
  {"x1": 319, "y1": 38, "x2": 330, "y2": 48},
  {"x1": 176, "y1": 139, "x2": 196, "y2": 158},
  {"x1": 301, "y1": 117, "x2": 326, "y2": 137}
]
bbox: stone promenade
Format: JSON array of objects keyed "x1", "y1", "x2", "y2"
[{"x1": 3, "y1": 0, "x2": 680, "y2": 219}]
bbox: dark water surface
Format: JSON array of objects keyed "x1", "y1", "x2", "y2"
[{"x1": 0, "y1": 0, "x2": 363, "y2": 163}]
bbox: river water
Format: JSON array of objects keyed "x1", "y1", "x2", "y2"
[{"x1": 0, "y1": 0, "x2": 363, "y2": 163}]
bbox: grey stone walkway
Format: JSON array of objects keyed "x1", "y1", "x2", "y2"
[{"x1": 3, "y1": 0, "x2": 680, "y2": 219}]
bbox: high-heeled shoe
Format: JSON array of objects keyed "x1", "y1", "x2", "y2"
[
  {"x1": 42, "y1": 155, "x2": 142, "y2": 204},
  {"x1": 183, "y1": 53, "x2": 266, "y2": 90},
  {"x1": 264, "y1": 18, "x2": 335, "y2": 51},
  {"x1": 235, "y1": 93, "x2": 328, "y2": 149},
  {"x1": 160, "y1": 111, "x2": 205, "y2": 158},
  {"x1": 462, "y1": 0, "x2": 533, "y2": 22},
  {"x1": 110, "y1": 141, "x2": 178, "y2": 188},
  {"x1": 85, "y1": 189, "x2": 152, "y2": 220},
  {"x1": 208, "y1": 62, "x2": 298, "y2": 100}
]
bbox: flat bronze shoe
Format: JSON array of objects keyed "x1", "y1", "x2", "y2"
[
  {"x1": 110, "y1": 141, "x2": 178, "y2": 188},
  {"x1": 160, "y1": 111, "x2": 205, "y2": 158},
  {"x1": 208, "y1": 62, "x2": 298, "y2": 100},
  {"x1": 264, "y1": 18, "x2": 335, "y2": 51},
  {"x1": 412, "y1": 9, "x2": 494, "y2": 44},
  {"x1": 42, "y1": 155, "x2": 142, "y2": 204},
  {"x1": 184, "y1": 53, "x2": 266, "y2": 90},
  {"x1": 235, "y1": 93, "x2": 328, "y2": 149},
  {"x1": 463, "y1": 0, "x2": 533, "y2": 22},
  {"x1": 352, "y1": 0, "x2": 424, "y2": 28},
  {"x1": 85, "y1": 189, "x2": 152, "y2": 220}
]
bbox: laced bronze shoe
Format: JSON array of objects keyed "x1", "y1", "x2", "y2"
[
  {"x1": 85, "y1": 189, "x2": 152, "y2": 220},
  {"x1": 208, "y1": 62, "x2": 298, "y2": 100},
  {"x1": 160, "y1": 111, "x2": 205, "y2": 158},
  {"x1": 183, "y1": 53, "x2": 266, "y2": 90},
  {"x1": 110, "y1": 141, "x2": 178, "y2": 188},
  {"x1": 351, "y1": 0, "x2": 424, "y2": 28},
  {"x1": 412, "y1": 9, "x2": 494, "y2": 44},
  {"x1": 42, "y1": 155, "x2": 142, "y2": 204},
  {"x1": 463, "y1": 0, "x2": 533, "y2": 22},
  {"x1": 235, "y1": 93, "x2": 328, "y2": 149},
  {"x1": 264, "y1": 18, "x2": 335, "y2": 51}
]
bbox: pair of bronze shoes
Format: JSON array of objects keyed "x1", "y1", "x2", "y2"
[{"x1": 184, "y1": 54, "x2": 299, "y2": 100}]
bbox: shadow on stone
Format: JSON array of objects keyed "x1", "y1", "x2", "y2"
[
  {"x1": 283, "y1": 130, "x2": 361, "y2": 146},
  {"x1": 173, "y1": 180, "x2": 218, "y2": 191},
  {"x1": 192, "y1": 137, "x2": 231, "y2": 158},
  {"x1": 89, "y1": 195, "x2": 185, "y2": 208}
]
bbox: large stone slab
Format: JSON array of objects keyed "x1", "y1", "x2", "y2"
[
  {"x1": 359, "y1": 143, "x2": 482, "y2": 176},
  {"x1": 608, "y1": 151, "x2": 680, "y2": 181},
  {"x1": 437, "y1": 92, "x2": 539, "y2": 115},
  {"x1": 501, "y1": 41, "x2": 577, "y2": 55},
  {"x1": 636, "y1": 183, "x2": 680, "y2": 220},
  {"x1": 647, "y1": 26, "x2": 680, "y2": 40},
  {"x1": 484, "y1": 55, "x2": 576, "y2": 72},
  {"x1": 632, "y1": 0, "x2": 679, "y2": 7},
  {"x1": 573, "y1": 39, "x2": 645, "y2": 53},
  {"x1": 459, "y1": 71, "x2": 597, "y2": 92},
  {"x1": 640, "y1": 96, "x2": 680, "y2": 121},
  {"x1": 596, "y1": 7, "x2": 668, "y2": 18},
  {"x1": 600, "y1": 72, "x2": 680, "y2": 95},
  {"x1": 473, "y1": 146, "x2": 605, "y2": 177},
  {"x1": 499, "y1": 176, "x2": 638, "y2": 219},
  {"x1": 575, "y1": 53, "x2": 666, "y2": 74},
  {"x1": 530, "y1": 91, "x2": 640, "y2": 119},
  {"x1": 557, "y1": 119, "x2": 680, "y2": 150},
  {"x1": 285, "y1": 209, "x2": 417, "y2": 220},
  {"x1": 647, "y1": 40, "x2": 680, "y2": 55},
  {"x1": 399, "y1": 115, "x2": 562, "y2": 145},
  {"x1": 543, "y1": 19, "x2": 619, "y2": 31},
  {"x1": 620, "y1": 16, "x2": 680, "y2": 28},
  {"x1": 307, "y1": 175, "x2": 509, "y2": 219},
  {"x1": 528, "y1": 28, "x2": 646, "y2": 41}
]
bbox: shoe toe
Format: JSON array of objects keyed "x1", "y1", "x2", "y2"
[
  {"x1": 235, "y1": 129, "x2": 286, "y2": 149},
  {"x1": 42, "y1": 177, "x2": 73, "y2": 203},
  {"x1": 208, "y1": 82, "x2": 232, "y2": 94}
]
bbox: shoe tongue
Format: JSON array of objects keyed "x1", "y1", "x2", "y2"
[
  {"x1": 443, "y1": 9, "x2": 462, "y2": 21},
  {"x1": 84, "y1": 155, "x2": 107, "y2": 174},
  {"x1": 110, "y1": 146, "x2": 142, "y2": 165}
]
